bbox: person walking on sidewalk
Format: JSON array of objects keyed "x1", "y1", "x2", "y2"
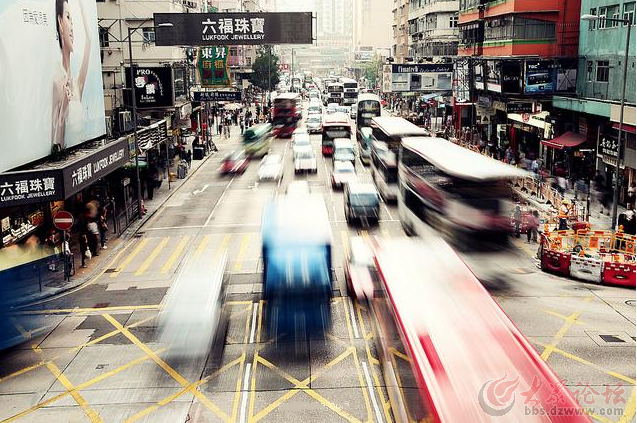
[
  {"x1": 526, "y1": 210, "x2": 540, "y2": 243},
  {"x1": 98, "y1": 207, "x2": 109, "y2": 250},
  {"x1": 513, "y1": 205, "x2": 522, "y2": 238},
  {"x1": 79, "y1": 231, "x2": 90, "y2": 268},
  {"x1": 86, "y1": 219, "x2": 100, "y2": 257},
  {"x1": 186, "y1": 149, "x2": 192, "y2": 168}
]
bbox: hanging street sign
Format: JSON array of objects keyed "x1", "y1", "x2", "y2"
[
  {"x1": 193, "y1": 91, "x2": 242, "y2": 102},
  {"x1": 153, "y1": 12, "x2": 313, "y2": 46},
  {"x1": 198, "y1": 46, "x2": 231, "y2": 88}
]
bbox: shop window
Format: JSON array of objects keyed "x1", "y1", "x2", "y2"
[
  {"x1": 624, "y1": 2, "x2": 635, "y2": 25},
  {"x1": 586, "y1": 61, "x2": 594, "y2": 81},
  {"x1": 589, "y1": 8, "x2": 597, "y2": 30},
  {"x1": 142, "y1": 28, "x2": 155, "y2": 43},
  {"x1": 596, "y1": 60, "x2": 610, "y2": 82},
  {"x1": 599, "y1": 7, "x2": 608, "y2": 28}
]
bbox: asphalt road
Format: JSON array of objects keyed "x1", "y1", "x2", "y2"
[{"x1": 1, "y1": 109, "x2": 635, "y2": 423}]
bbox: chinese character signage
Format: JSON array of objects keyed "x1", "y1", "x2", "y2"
[
  {"x1": 389, "y1": 64, "x2": 453, "y2": 92},
  {"x1": 125, "y1": 66, "x2": 175, "y2": 108},
  {"x1": 598, "y1": 136, "x2": 619, "y2": 158},
  {"x1": 193, "y1": 91, "x2": 242, "y2": 102},
  {"x1": 0, "y1": 170, "x2": 62, "y2": 206},
  {"x1": 0, "y1": 0, "x2": 106, "y2": 173},
  {"x1": 153, "y1": 12, "x2": 313, "y2": 46},
  {"x1": 198, "y1": 47, "x2": 230, "y2": 88}
]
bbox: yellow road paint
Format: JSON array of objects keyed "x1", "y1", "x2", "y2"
[
  {"x1": 215, "y1": 234, "x2": 231, "y2": 262},
  {"x1": 161, "y1": 236, "x2": 190, "y2": 274},
  {"x1": 541, "y1": 308, "x2": 585, "y2": 325},
  {"x1": 234, "y1": 234, "x2": 251, "y2": 271},
  {"x1": 193, "y1": 235, "x2": 211, "y2": 260},
  {"x1": 230, "y1": 355, "x2": 248, "y2": 423},
  {"x1": 532, "y1": 339, "x2": 636, "y2": 385},
  {"x1": 541, "y1": 297, "x2": 592, "y2": 361},
  {"x1": 32, "y1": 346, "x2": 103, "y2": 423},
  {"x1": 110, "y1": 238, "x2": 150, "y2": 278},
  {"x1": 102, "y1": 313, "x2": 230, "y2": 421},
  {"x1": 304, "y1": 389, "x2": 362, "y2": 423},
  {"x1": 16, "y1": 304, "x2": 161, "y2": 315},
  {"x1": 135, "y1": 237, "x2": 169, "y2": 276},
  {"x1": 619, "y1": 387, "x2": 636, "y2": 423},
  {"x1": 75, "y1": 315, "x2": 157, "y2": 350}
]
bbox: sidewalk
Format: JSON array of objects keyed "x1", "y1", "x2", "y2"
[{"x1": 14, "y1": 131, "x2": 232, "y2": 307}]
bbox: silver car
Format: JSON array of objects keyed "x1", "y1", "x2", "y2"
[
  {"x1": 294, "y1": 146, "x2": 318, "y2": 173},
  {"x1": 258, "y1": 154, "x2": 284, "y2": 181}
]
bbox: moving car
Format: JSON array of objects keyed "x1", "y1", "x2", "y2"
[
  {"x1": 307, "y1": 103, "x2": 322, "y2": 115},
  {"x1": 306, "y1": 114, "x2": 322, "y2": 133},
  {"x1": 333, "y1": 138, "x2": 356, "y2": 166},
  {"x1": 292, "y1": 130, "x2": 312, "y2": 155},
  {"x1": 294, "y1": 147, "x2": 318, "y2": 173},
  {"x1": 286, "y1": 180, "x2": 311, "y2": 195},
  {"x1": 326, "y1": 103, "x2": 338, "y2": 114},
  {"x1": 350, "y1": 104, "x2": 357, "y2": 119},
  {"x1": 344, "y1": 182, "x2": 380, "y2": 225},
  {"x1": 344, "y1": 236, "x2": 375, "y2": 300},
  {"x1": 331, "y1": 160, "x2": 357, "y2": 189},
  {"x1": 336, "y1": 105, "x2": 350, "y2": 115},
  {"x1": 220, "y1": 150, "x2": 248, "y2": 175},
  {"x1": 258, "y1": 154, "x2": 284, "y2": 182}
]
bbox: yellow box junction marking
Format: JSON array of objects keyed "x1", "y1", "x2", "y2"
[{"x1": 161, "y1": 236, "x2": 190, "y2": 274}]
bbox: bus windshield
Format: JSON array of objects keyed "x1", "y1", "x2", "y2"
[
  {"x1": 357, "y1": 99, "x2": 381, "y2": 127},
  {"x1": 323, "y1": 125, "x2": 350, "y2": 141}
]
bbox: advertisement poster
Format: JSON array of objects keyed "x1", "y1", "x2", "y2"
[
  {"x1": 125, "y1": 66, "x2": 175, "y2": 108},
  {"x1": 485, "y1": 60, "x2": 501, "y2": 93},
  {"x1": 474, "y1": 60, "x2": 484, "y2": 90},
  {"x1": 390, "y1": 64, "x2": 452, "y2": 93},
  {"x1": 524, "y1": 60, "x2": 556, "y2": 94},
  {"x1": 501, "y1": 61, "x2": 522, "y2": 94},
  {"x1": 0, "y1": 0, "x2": 106, "y2": 173},
  {"x1": 154, "y1": 12, "x2": 313, "y2": 46},
  {"x1": 198, "y1": 46, "x2": 231, "y2": 88}
]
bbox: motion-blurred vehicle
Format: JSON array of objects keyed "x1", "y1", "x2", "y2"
[
  {"x1": 356, "y1": 126, "x2": 373, "y2": 165},
  {"x1": 292, "y1": 129, "x2": 312, "y2": 155},
  {"x1": 322, "y1": 112, "x2": 351, "y2": 156},
  {"x1": 157, "y1": 251, "x2": 228, "y2": 359},
  {"x1": 242, "y1": 123, "x2": 272, "y2": 158},
  {"x1": 336, "y1": 105, "x2": 350, "y2": 115},
  {"x1": 220, "y1": 150, "x2": 248, "y2": 175},
  {"x1": 261, "y1": 196, "x2": 333, "y2": 339},
  {"x1": 349, "y1": 104, "x2": 357, "y2": 119},
  {"x1": 333, "y1": 138, "x2": 356, "y2": 166},
  {"x1": 258, "y1": 154, "x2": 284, "y2": 182},
  {"x1": 331, "y1": 160, "x2": 356, "y2": 189},
  {"x1": 356, "y1": 94, "x2": 382, "y2": 127},
  {"x1": 294, "y1": 147, "x2": 317, "y2": 173},
  {"x1": 344, "y1": 182, "x2": 380, "y2": 225},
  {"x1": 306, "y1": 114, "x2": 322, "y2": 134},
  {"x1": 272, "y1": 92, "x2": 301, "y2": 138},
  {"x1": 307, "y1": 102, "x2": 322, "y2": 116},
  {"x1": 358, "y1": 237, "x2": 588, "y2": 422},
  {"x1": 326, "y1": 103, "x2": 338, "y2": 114},
  {"x1": 286, "y1": 180, "x2": 311, "y2": 195},
  {"x1": 343, "y1": 236, "x2": 375, "y2": 300}
]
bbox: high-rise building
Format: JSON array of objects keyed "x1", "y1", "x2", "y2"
[
  {"x1": 352, "y1": 0, "x2": 393, "y2": 51},
  {"x1": 392, "y1": 0, "x2": 410, "y2": 62},
  {"x1": 407, "y1": 0, "x2": 459, "y2": 59}
]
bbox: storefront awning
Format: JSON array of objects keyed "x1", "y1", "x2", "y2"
[
  {"x1": 421, "y1": 91, "x2": 451, "y2": 101},
  {"x1": 541, "y1": 131, "x2": 586, "y2": 150},
  {"x1": 612, "y1": 123, "x2": 637, "y2": 134}
]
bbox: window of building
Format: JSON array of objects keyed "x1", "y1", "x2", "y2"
[
  {"x1": 98, "y1": 27, "x2": 109, "y2": 48},
  {"x1": 450, "y1": 15, "x2": 458, "y2": 28},
  {"x1": 607, "y1": 4, "x2": 620, "y2": 26},
  {"x1": 142, "y1": 28, "x2": 155, "y2": 43},
  {"x1": 599, "y1": 6, "x2": 607, "y2": 28},
  {"x1": 596, "y1": 60, "x2": 610, "y2": 82},
  {"x1": 589, "y1": 8, "x2": 597, "y2": 30},
  {"x1": 586, "y1": 61, "x2": 594, "y2": 81},
  {"x1": 624, "y1": 2, "x2": 635, "y2": 25}
]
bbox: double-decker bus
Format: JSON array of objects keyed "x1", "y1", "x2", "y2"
[
  {"x1": 326, "y1": 82, "x2": 344, "y2": 105},
  {"x1": 369, "y1": 116, "x2": 427, "y2": 201},
  {"x1": 321, "y1": 112, "x2": 351, "y2": 156},
  {"x1": 398, "y1": 136, "x2": 527, "y2": 245},
  {"x1": 272, "y1": 92, "x2": 301, "y2": 138},
  {"x1": 356, "y1": 93, "x2": 381, "y2": 127},
  {"x1": 363, "y1": 237, "x2": 588, "y2": 423},
  {"x1": 341, "y1": 77, "x2": 359, "y2": 106}
]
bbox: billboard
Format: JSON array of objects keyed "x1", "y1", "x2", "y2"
[
  {"x1": 390, "y1": 64, "x2": 452, "y2": 92},
  {"x1": 524, "y1": 60, "x2": 556, "y2": 94},
  {"x1": 198, "y1": 47, "x2": 231, "y2": 88},
  {"x1": 501, "y1": 61, "x2": 522, "y2": 94},
  {"x1": 125, "y1": 66, "x2": 175, "y2": 108},
  {"x1": 0, "y1": 0, "x2": 106, "y2": 173},
  {"x1": 154, "y1": 12, "x2": 313, "y2": 46}
]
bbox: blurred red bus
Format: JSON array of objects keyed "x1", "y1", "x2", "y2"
[
  {"x1": 367, "y1": 238, "x2": 588, "y2": 423},
  {"x1": 272, "y1": 92, "x2": 301, "y2": 138}
]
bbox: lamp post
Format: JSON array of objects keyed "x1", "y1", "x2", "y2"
[
  {"x1": 127, "y1": 23, "x2": 173, "y2": 220},
  {"x1": 581, "y1": 14, "x2": 632, "y2": 229}
]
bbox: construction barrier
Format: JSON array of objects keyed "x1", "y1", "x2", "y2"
[
  {"x1": 570, "y1": 254, "x2": 603, "y2": 283},
  {"x1": 602, "y1": 262, "x2": 636, "y2": 287}
]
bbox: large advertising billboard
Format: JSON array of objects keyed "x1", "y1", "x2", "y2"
[
  {"x1": 154, "y1": 12, "x2": 313, "y2": 46},
  {"x1": 524, "y1": 60, "x2": 556, "y2": 94},
  {"x1": 0, "y1": 0, "x2": 106, "y2": 173},
  {"x1": 390, "y1": 63, "x2": 452, "y2": 93},
  {"x1": 124, "y1": 66, "x2": 175, "y2": 108}
]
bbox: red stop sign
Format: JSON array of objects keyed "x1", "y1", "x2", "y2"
[{"x1": 53, "y1": 211, "x2": 74, "y2": 231}]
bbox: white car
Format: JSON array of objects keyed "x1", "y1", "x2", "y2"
[
  {"x1": 336, "y1": 106, "x2": 350, "y2": 115},
  {"x1": 331, "y1": 160, "x2": 357, "y2": 189},
  {"x1": 326, "y1": 103, "x2": 338, "y2": 114},
  {"x1": 258, "y1": 154, "x2": 284, "y2": 181},
  {"x1": 294, "y1": 146, "x2": 317, "y2": 173},
  {"x1": 306, "y1": 114, "x2": 322, "y2": 133},
  {"x1": 286, "y1": 180, "x2": 311, "y2": 195},
  {"x1": 350, "y1": 104, "x2": 357, "y2": 119},
  {"x1": 292, "y1": 131, "x2": 312, "y2": 155}
]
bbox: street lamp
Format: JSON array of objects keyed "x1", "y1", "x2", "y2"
[
  {"x1": 581, "y1": 13, "x2": 632, "y2": 229},
  {"x1": 127, "y1": 22, "x2": 173, "y2": 220}
]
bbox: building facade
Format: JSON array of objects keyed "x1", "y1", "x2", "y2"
[
  {"x1": 408, "y1": 0, "x2": 459, "y2": 60},
  {"x1": 392, "y1": 0, "x2": 411, "y2": 62}
]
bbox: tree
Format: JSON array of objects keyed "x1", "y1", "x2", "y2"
[
  {"x1": 362, "y1": 55, "x2": 383, "y2": 88},
  {"x1": 250, "y1": 47, "x2": 280, "y2": 91}
]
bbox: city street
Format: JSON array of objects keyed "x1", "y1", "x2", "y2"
[{"x1": 0, "y1": 113, "x2": 634, "y2": 423}]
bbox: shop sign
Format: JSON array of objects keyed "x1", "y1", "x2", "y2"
[
  {"x1": 524, "y1": 60, "x2": 557, "y2": 94},
  {"x1": 193, "y1": 90, "x2": 242, "y2": 102},
  {"x1": 390, "y1": 63, "x2": 453, "y2": 92},
  {"x1": 474, "y1": 60, "x2": 485, "y2": 90},
  {"x1": 501, "y1": 61, "x2": 522, "y2": 94},
  {"x1": 125, "y1": 66, "x2": 175, "y2": 108},
  {"x1": 507, "y1": 103, "x2": 533, "y2": 114},
  {"x1": 598, "y1": 136, "x2": 619, "y2": 158},
  {"x1": 198, "y1": 47, "x2": 231, "y2": 88},
  {"x1": 492, "y1": 100, "x2": 507, "y2": 112},
  {"x1": 485, "y1": 60, "x2": 501, "y2": 93},
  {"x1": 154, "y1": 12, "x2": 313, "y2": 46},
  {"x1": 476, "y1": 94, "x2": 492, "y2": 108},
  {"x1": 62, "y1": 138, "x2": 130, "y2": 198},
  {"x1": 578, "y1": 117, "x2": 588, "y2": 138},
  {"x1": 382, "y1": 64, "x2": 392, "y2": 93},
  {"x1": 0, "y1": 169, "x2": 63, "y2": 207},
  {"x1": 179, "y1": 103, "x2": 193, "y2": 119}
]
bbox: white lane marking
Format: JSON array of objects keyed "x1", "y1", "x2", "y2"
[
  {"x1": 383, "y1": 203, "x2": 394, "y2": 221},
  {"x1": 249, "y1": 302, "x2": 258, "y2": 343},
  {"x1": 362, "y1": 361, "x2": 384, "y2": 423},
  {"x1": 204, "y1": 176, "x2": 235, "y2": 226},
  {"x1": 192, "y1": 183, "x2": 210, "y2": 195},
  {"x1": 239, "y1": 362, "x2": 252, "y2": 423},
  {"x1": 348, "y1": 297, "x2": 360, "y2": 338}
]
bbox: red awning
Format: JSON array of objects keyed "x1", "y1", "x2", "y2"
[
  {"x1": 541, "y1": 131, "x2": 586, "y2": 150},
  {"x1": 612, "y1": 123, "x2": 637, "y2": 133}
]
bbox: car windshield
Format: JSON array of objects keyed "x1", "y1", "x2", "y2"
[
  {"x1": 295, "y1": 136, "x2": 311, "y2": 145},
  {"x1": 262, "y1": 155, "x2": 281, "y2": 165},
  {"x1": 335, "y1": 166, "x2": 354, "y2": 174},
  {"x1": 226, "y1": 151, "x2": 243, "y2": 161},
  {"x1": 335, "y1": 148, "x2": 354, "y2": 157},
  {"x1": 297, "y1": 150, "x2": 314, "y2": 159},
  {"x1": 307, "y1": 116, "x2": 321, "y2": 123},
  {"x1": 350, "y1": 192, "x2": 378, "y2": 207}
]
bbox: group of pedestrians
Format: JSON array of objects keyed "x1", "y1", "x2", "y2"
[{"x1": 78, "y1": 203, "x2": 109, "y2": 268}]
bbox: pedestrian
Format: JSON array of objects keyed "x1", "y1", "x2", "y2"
[
  {"x1": 617, "y1": 204, "x2": 636, "y2": 235},
  {"x1": 217, "y1": 120, "x2": 222, "y2": 135},
  {"x1": 145, "y1": 171, "x2": 155, "y2": 201},
  {"x1": 86, "y1": 219, "x2": 100, "y2": 257},
  {"x1": 79, "y1": 231, "x2": 90, "y2": 268},
  {"x1": 99, "y1": 207, "x2": 109, "y2": 250},
  {"x1": 627, "y1": 182, "x2": 635, "y2": 205},
  {"x1": 527, "y1": 210, "x2": 540, "y2": 243},
  {"x1": 558, "y1": 199, "x2": 571, "y2": 231},
  {"x1": 186, "y1": 149, "x2": 192, "y2": 168},
  {"x1": 574, "y1": 177, "x2": 587, "y2": 201},
  {"x1": 513, "y1": 205, "x2": 522, "y2": 238},
  {"x1": 239, "y1": 118, "x2": 245, "y2": 135}
]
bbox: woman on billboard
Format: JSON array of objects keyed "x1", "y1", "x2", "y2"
[{"x1": 51, "y1": 0, "x2": 92, "y2": 150}]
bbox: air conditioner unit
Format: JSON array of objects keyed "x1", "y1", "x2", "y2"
[{"x1": 118, "y1": 110, "x2": 132, "y2": 134}]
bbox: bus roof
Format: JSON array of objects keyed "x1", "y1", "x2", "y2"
[
  {"x1": 323, "y1": 112, "x2": 350, "y2": 125},
  {"x1": 274, "y1": 92, "x2": 300, "y2": 100},
  {"x1": 374, "y1": 238, "x2": 588, "y2": 422},
  {"x1": 357, "y1": 93, "x2": 381, "y2": 103},
  {"x1": 402, "y1": 137, "x2": 528, "y2": 181},
  {"x1": 262, "y1": 195, "x2": 331, "y2": 247},
  {"x1": 371, "y1": 116, "x2": 427, "y2": 138},
  {"x1": 243, "y1": 123, "x2": 271, "y2": 139}
]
